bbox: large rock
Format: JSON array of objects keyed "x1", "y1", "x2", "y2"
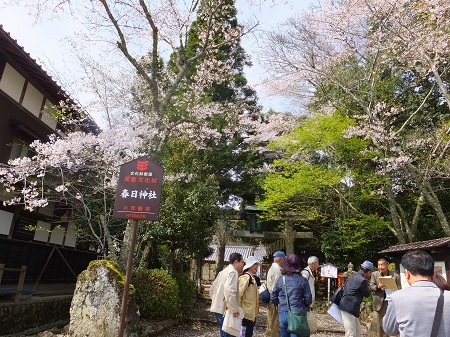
[{"x1": 69, "y1": 260, "x2": 140, "y2": 337}]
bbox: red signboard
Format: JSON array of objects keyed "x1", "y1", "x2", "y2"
[{"x1": 113, "y1": 157, "x2": 164, "y2": 220}]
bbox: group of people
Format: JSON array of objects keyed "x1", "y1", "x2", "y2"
[
  {"x1": 338, "y1": 250, "x2": 450, "y2": 337},
  {"x1": 210, "y1": 249, "x2": 450, "y2": 337},
  {"x1": 210, "y1": 251, "x2": 319, "y2": 337}
]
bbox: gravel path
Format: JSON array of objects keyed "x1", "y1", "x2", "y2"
[{"x1": 157, "y1": 299, "x2": 347, "y2": 337}]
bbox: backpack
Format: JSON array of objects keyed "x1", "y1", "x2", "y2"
[{"x1": 242, "y1": 272, "x2": 270, "y2": 303}]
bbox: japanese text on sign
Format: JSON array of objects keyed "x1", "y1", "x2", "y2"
[{"x1": 113, "y1": 158, "x2": 164, "y2": 220}]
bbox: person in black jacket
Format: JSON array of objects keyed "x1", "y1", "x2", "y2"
[{"x1": 339, "y1": 260, "x2": 373, "y2": 337}]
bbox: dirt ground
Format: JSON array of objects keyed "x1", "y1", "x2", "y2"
[{"x1": 157, "y1": 298, "x2": 348, "y2": 337}]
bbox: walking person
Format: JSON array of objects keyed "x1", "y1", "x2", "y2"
[
  {"x1": 369, "y1": 258, "x2": 401, "y2": 337},
  {"x1": 238, "y1": 256, "x2": 261, "y2": 337},
  {"x1": 383, "y1": 250, "x2": 450, "y2": 337},
  {"x1": 339, "y1": 260, "x2": 373, "y2": 337},
  {"x1": 271, "y1": 254, "x2": 312, "y2": 337},
  {"x1": 265, "y1": 251, "x2": 286, "y2": 337},
  {"x1": 210, "y1": 252, "x2": 246, "y2": 337}
]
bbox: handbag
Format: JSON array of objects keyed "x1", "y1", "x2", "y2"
[
  {"x1": 222, "y1": 307, "x2": 244, "y2": 337},
  {"x1": 259, "y1": 283, "x2": 271, "y2": 303},
  {"x1": 330, "y1": 286, "x2": 344, "y2": 305},
  {"x1": 307, "y1": 309, "x2": 317, "y2": 334},
  {"x1": 283, "y1": 276, "x2": 310, "y2": 336}
]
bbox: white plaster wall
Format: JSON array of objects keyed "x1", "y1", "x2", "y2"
[
  {"x1": 22, "y1": 82, "x2": 44, "y2": 117},
  {"x1": 0, "y1": 63, "x2": 25, "y2": 102},
  {"x1": 65, "y1": 222, "x2": 77, "y2": 248},
  {"x1": 0, "y1": 210, "x2": 14, "y2": 236},
  {"x1": 34, "y1": 220, "x2": 51, "y2": 242},
  {"x1": 49, "y1": 225, "x2": 65, "y2": 245}
]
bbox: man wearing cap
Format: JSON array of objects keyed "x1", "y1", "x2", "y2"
[
  {"x1": 339, "y1": 260, "x2": 373, "y2": 337},
  {"x1": 239, "y1": 256, "x2": 261, "y2": 337},
  {"x1": 369, "y1": 258, "x2": 401, "y2": 337},
  {"x1": 210, "y1": 252, "x2": 246, "y2": 337},
  {"x1": 264, "y1": 251, "x2": 286, "y2": 337}
]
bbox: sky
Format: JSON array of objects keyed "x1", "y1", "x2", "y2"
[{"x1": 0, "y1": 1, "x2": 314, "y2": 126}]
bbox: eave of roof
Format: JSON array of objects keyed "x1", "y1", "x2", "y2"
[
  {"x1": 380, "y1": 236, "x2": 450, "y2": 254},
  {"x1": 0, "y1": 25, "x2": 99, "y2": 133},
  {"x1": 206, "y1": 245, "x2": 268, "y2": 263}
]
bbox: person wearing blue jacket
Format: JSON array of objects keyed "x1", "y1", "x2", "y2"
[
  {"x1": 339, "y1": 260, "x2": 373, "y2": 337},
  {"x1": 270, "y1": 254, "x2": 312, "y2": 337}
]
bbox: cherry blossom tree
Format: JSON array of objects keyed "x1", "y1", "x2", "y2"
[
  {"x1": 0, "y1": 121, "x2": 151, "y2": 262},
  {"x1": 0, "y1": 0, "x2": 302, "y2": 275},
  {"x1": 261, "y1": 0, "x2": 450, "y2": 243}
]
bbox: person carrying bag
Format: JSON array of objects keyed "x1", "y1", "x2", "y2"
[
  {"x1": 270, "y1": 254, "x2": 312, "y2": 337},
  {"x1": 283, "y1": 276, "x2": 310, "y2": 336}
]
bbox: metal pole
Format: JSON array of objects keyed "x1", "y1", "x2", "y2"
[
  {"x1": 118, "y1": 219, "x2": 139, "y2": 337},
  {"x1": 327, "y1": 278, "x2": 331, "y2": 305}
]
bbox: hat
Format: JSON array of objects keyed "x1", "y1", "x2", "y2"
[
  {"x1": 244, "y1": 256, "x2": 260, "y2": 271},
  {"x1": 283, "y1": 254, "x2": 302, "y2": 273},
  {"x1": 361, "y1": 260, "x2": 374, "y2": 271},
  {"x1": 273, "y1": 251, "x2": 286, "y2": 258}
]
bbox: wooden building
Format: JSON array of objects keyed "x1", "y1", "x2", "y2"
[
  {"x1": 0, "y1": 25, "x2": 98, "y2": 293},
  {"x1": 203, "y1": 245, "x2": 270, "y2": 281},
  {"x1": 380, "y1": 236, "x2": 450, "y2": 287}
]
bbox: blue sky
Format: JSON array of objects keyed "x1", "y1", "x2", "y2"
[{"x1": 0, "y1": 1, "x2": 314, "y2": 124}]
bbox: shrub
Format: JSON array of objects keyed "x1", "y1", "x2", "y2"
[
  {"x1": 173, "y1": 273, "x2": 196, "y2": 312},
  {"x1": 132, "y1": 268, "x2": 180, "y2": 319}
]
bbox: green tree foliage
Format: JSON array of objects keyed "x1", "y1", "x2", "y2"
[
  {"x1": 262, "y1": 0, "x2": 450, "y2": 247},
  {"x1": 257, "y1": 112, "x2": 395, "y2": 263}
]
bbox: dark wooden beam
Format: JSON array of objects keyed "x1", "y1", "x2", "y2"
[{"x1": 229, "y1": 230, "x2": 313, "y2": 239}]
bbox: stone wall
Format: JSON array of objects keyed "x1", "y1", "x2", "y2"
[{"x1": 0, "y1": 296, "x2": 72, "y2": 336}]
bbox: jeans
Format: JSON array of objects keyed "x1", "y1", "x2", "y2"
[
  {"x1": 278, "y1": 310, "x2": 309, "y2": 337},
  {"x1": 215, "y1": 312, "x2": 233, "y2": 337}
]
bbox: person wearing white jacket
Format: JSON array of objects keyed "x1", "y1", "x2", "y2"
[
  {"x1": 265, "y1": 251, "x2": 286, "y2": 337},
  {"x1": 210, "y1": 252, "x2": 245, "y2": 337}
]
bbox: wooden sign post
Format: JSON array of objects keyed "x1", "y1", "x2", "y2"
[{"x1": 113, "y1": 157, "x2": 163, "y2": 337}]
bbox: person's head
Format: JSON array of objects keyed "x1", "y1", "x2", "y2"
[
  {"x1": 433, "y1": 273, "x2": 450, "y2": 291},
  {"x1": 308, "y1": 256, "x2": 320, "y2": 271},
  {"x1": 401, "y1": 250, "x2": 434, "y2": 285},
  {"x1": 360, "y1": 260, "x2": 374, "y2": 278},
  {"x1": 243, "y1": 256, "x2": 260, "y2": 274},
  {"x1": 229, "y1": 252, "x2": 245, "y2": 273},
  {"x1": 283, "y1": 254, "x2": 302, "y2": 275},
  {"x1": 377, "y1": 258, "x2": 389, "y2": 275},
  {"x1": 273, "y1": 251, "x2": 286, "y2": 267}
]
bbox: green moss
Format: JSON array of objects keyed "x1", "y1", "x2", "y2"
[{"x1": 77, "y1": 260, "x2": 135, "y2": 295}]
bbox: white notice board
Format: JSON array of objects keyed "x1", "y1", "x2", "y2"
[{"x1": 321, "y1": 263, "x2": 338, "y2": 278}]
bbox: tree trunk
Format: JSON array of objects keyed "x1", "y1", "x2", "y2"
[
  {"x1": 385, "y1": 182, "x2": 407, "y2": 244},
  {"x1": 284, "y1": 221, "x2": 295, "y2": 255},
  {"x1": 119, "y1": 220, "x2": 133, "y2": 272},
  {"x1": 138, "y1": 241, "x2": 152, "y2": 269},
  {"x1": 423, "y1": 183, "x2": 450, "y2": 236},
  {"x1": 215, "y1": 218, "x2": 227, "y2": 277}
]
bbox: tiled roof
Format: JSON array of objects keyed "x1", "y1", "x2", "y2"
[
  {"x1": 380, "y1": 237, "x2": 450, "y2": 253},
  {"x1": 206, "y1": 245, "x2": 268, "y2": 263},
  {"x1": 0, "y1": 25, "x2": 71, "y2": 104},
  {"x1": 0, "y1": 25, "x2": 99, "y2": 133}
]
